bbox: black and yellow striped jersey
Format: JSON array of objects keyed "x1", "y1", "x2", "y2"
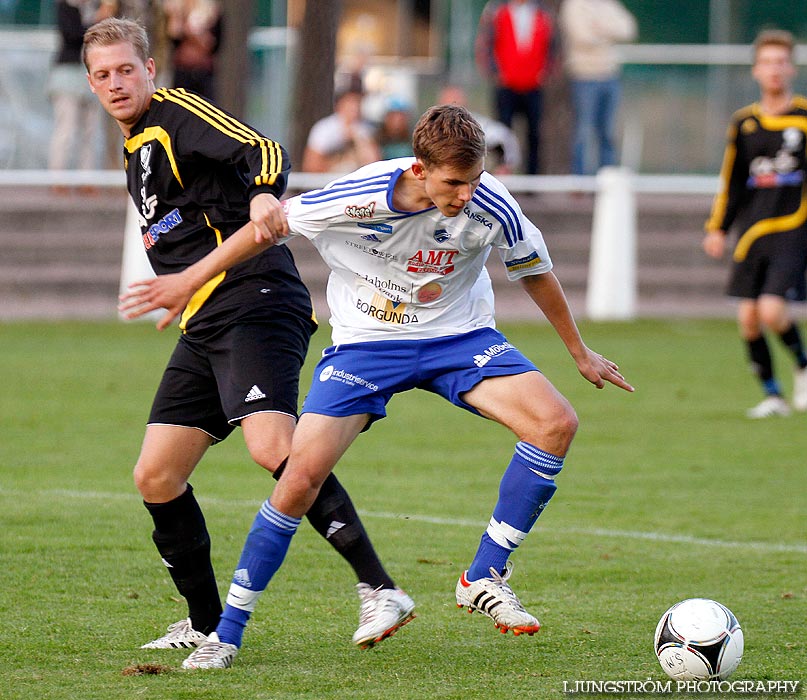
[
  {"x1": 123, "y1": 87, "x2": 314, "y2": 334},
  {"x1": 706, "y1": 96, "x2": 807, "y2": 262}
]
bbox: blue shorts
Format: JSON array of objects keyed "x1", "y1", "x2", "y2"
[{"x1": 302, "y1": 327, "x2": 539, "y2": 427}]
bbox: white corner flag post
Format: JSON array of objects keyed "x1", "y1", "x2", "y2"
[
  {"x1": 119, "y1": 198, "x2": 161, "y2": 322},
  {"x1": 586, "y1": 166, "x2": 637, "y2": 320}
]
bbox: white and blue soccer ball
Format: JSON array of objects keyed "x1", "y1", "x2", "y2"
[{"x1": 654, "y1": 598, "x2": 744, "y2": 681}]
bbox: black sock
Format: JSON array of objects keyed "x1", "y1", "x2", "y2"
[
  {"x1": 746, "y1": 335, "x2": 781, "y2": 394},
  {"x1": 273, "y1": 461, "x2": 395, "y2": 589},
  {"x1": 144, "y1": 484, "x2": 222, "y2": 635},
  {"x1": 778, "y1": 324, "x2": 807, "y2": 369}
]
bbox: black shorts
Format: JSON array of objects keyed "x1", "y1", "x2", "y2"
[
  {"x1": 148, "y1": 316, "x2": 314, "y2": 442},
  {"x1": 728, "y1": 229, "x2": 807, "y2": 301}
]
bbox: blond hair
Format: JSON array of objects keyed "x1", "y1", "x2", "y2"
[
  {"x1": 753, "y1": 29, "x2": 795, "y2": 62},
  {"x1": 82, "y1": 17, "x2": 150, "y2": 71},
  {"x1": 412, "y1": 105, "x2": 486, "y2": 169}
]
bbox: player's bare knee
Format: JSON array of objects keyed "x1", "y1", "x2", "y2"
[
  {"x1": 523, "y1": 403, "x2": 578, "y2": 451},
  {"x1": 133, "y1": 461, "x2": 184, "y2": 502},
  {"x1": 249, "y1": 448, "x2": 290, "y2": 475},
  {"x1": 550, "y1": 405, "x2": 579, "y2": 444},
  {"x1": 287, "y1": 464, "x2": 329, "y2": 500},
  {"x1": 245, "y1": 431, "x2": 292, "y2": 474}
]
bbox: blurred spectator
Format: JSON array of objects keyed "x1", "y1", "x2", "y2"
[
  {"x1": 302, "y1": 87, "x2": 382, "y2": 173},
  {"x1": 377, "y1": 96, "x2": 414, "y2": 160},
  {"x1": 163, "y1": 0, "x2": 222, "y2": 99},
  {"x1": 438, "y1": 84, "x2": 521, "y2": 175},
  {"x1": 47, "y1": 0, "x2": 112, "y2": 178},
  {"x1": 475, "y1": 0, "x2": 558, "y2": 174},
  {"x1": 108, "y1": 0, "x2": 169, "y2": 77},
  {"x1": 559, "y1": 0, "x2": 637, "y2": 175}
]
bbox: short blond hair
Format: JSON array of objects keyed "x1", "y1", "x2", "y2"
[
  {"x1": 82, "y1": 17, "x2": 150, "y2": 71},
  {"x1": 753, "y1": 29, "x2": 795, "y2": 62}
]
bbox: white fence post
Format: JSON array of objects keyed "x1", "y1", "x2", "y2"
[
  {"x1": 119, "y1": 198, "x2": 159, "y2": 321},
  {"x1": 586, "y1": 166, "x2": 637, "y2": 320}
]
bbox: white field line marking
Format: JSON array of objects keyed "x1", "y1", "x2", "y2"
[{"x1": 4, "y1": 487, "x2": 806, "y2": 555}]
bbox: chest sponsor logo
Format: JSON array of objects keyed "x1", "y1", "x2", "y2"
[
  {"x1": 464, "y1": 207, "x2": 493, "y2": 229},
  {"x1": 143, "y1": 208, "x2": 183, "y2": 250},
  {"x1": 505, "y1": 251, "x2": 542, "y2": 272},
  {"x1": 345, "y1": 239, "x2": 396, "y2": 261},
  {"x1": 358, "y1": 222, "x2": 394, "y2": 236},
  {"x1": 417, "y1": 281, "x2": 443, "y2": 303},
  {"x1": 746, "y1": 126, "x2": 805, "y2": 189},
  {"x1": 473, "y1": 340, "x2": 516, "y2": 367},
  {"x1": 356, "y1": 292, "x2": 420, "y2": 325},
  {"x1": 406, "y1": 249, "x2": 458, "y2": 275},
  {"x1": 318, "y1": 364, "x2": 379, "y2": 392},
  {"x1": 361, "y1": 275, "x2": 409, "y2": 302},
  {"x1": 345, "y1": 202, "x2": 376, "y2": 219}
]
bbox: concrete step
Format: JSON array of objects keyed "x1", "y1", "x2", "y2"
[{"x1": 0, "y1": 186, "x2": 733, "y2": 320}]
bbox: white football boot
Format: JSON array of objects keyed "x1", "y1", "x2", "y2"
[
  {"x1": 455, "y1": 562, "x2": 540, "y2": 636},
  {"x1": 140, "y1": 618, "x2": 208, "y2": 649},
  {"x1": 352, "y1": 584, "x2": 416, "y2": 649},
  {"x1": 181, "y1": 632, "x2": 238, "y2": 670},
  {"x1": 746, "y1": 395, "x2": 791, "y2": 419},
  {"x1": 792, "y1": 367, "x2": 807, "y2": 412}
]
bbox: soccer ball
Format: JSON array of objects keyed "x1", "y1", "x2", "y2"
[{"x1": 654, "y1": 598, "x2": 744, "y2": 681}]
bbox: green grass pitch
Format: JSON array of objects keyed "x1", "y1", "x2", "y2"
[{"x1": 1, "y1": 319, "x2": 803, "y2": 699}]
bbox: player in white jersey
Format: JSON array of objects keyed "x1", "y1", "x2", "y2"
[
  {"x1": 121, "y1": 105, "x2": 634, "y2": 669},
  {"x1": 282, "y1": 157, "x2": 553, "y2": 344}
]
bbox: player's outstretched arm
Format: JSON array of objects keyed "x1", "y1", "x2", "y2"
[
  {"x1": 119, "y1": 220, "x2": 275, "y2": 330},
  {"x1": 520, "y1": 272, "x2": 634, "y2": 393}
]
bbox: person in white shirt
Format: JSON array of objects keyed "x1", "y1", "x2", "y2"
[
  {"x1": 121, "y1": 105, "x2": 634, "y2": 670},
  {"x1": 559, "y1": 0, "x2": 637, "y2": 175},
  {"x1": 302, "y1": 86, "x2": 382, "y2": 173}
]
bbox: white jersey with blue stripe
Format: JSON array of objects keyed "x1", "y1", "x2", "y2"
[{"x1": 283, "y1": 157, "x2": 553, "y2": 344}]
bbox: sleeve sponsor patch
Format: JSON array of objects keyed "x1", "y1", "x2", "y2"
[{"x1": 504, "y1": 251, "x2": 542, "y2": 272}]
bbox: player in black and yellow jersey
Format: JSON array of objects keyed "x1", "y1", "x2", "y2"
[
  {"x1": 704, "y1": 29, "x2": 807, "y2": 418},
  {"x1": 83, "y1": 18, "x2": 407, "y2": 650}
]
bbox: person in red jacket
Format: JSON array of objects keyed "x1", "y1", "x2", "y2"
[{"x1": 475, "y1": 0, "x2": 558, "y2": 174}]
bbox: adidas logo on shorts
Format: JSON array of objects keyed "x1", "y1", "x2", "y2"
[{"x1": 245, "y1": 385, "x2": 266, "y2": 402}]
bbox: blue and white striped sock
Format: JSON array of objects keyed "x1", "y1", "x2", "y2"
[
  {"x1": 466, "y1": 442, "x2": 563, "y2": 581},
  {"x1": 216, "y1": 501, "x2": 301, "y2": 647}
]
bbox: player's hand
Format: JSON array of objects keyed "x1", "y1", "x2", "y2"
[
  {"x1": 118, "y1": 272, "x2": 196, "y2": 330},
  {"x1": 576, "y1": 347, "x2": 634, "y2": 392},
  {"x1": 250, "y1": 192, "x2": 289, "y2": 245},
  {"x1": 702, "y1": 230, "x2": 726, "y2": 259}
]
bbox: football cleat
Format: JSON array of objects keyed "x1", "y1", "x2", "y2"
[
  {"x1": 181, "y1": 632, "x2": 238, "y2": 670},
  {"x1": 455, "y1": 562, "x2": 541, "y2": 636},
  {"x1": 140, "y1": 618, "x2": 208, "y2": 649},
  {"x1": 746, "y1": 395, "x2": 791, "y2": 419},
  {"x1": 793, "y1": 367, "x2": 807, "y2": 412},
  {"x1": 352, "y1": 583, "x2": 416, "y2": 649}
]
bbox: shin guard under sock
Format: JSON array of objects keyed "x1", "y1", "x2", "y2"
[
  {"x1": 746, "y1": 336, "x2": 781, "y2": 395},
  {"x1": 467, "y1": 442, "x2": 563, "y2": 581},
  {"x1": 216, "y1": 501, "x2": 301, "y2": 647},
  {"x1": 144, "y1": 484, "x2": 221, "y2": 634},
  {"x1": 778, "y1": 324, "x2": 807, "y2": 369}
]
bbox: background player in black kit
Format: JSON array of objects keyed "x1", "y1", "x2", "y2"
[
  {"x1": 83, "y1": 18, "x2": 414, "y2": 650},
  {"x1": 704, "y1": 29, "x2": 807, "y2": 419}
]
